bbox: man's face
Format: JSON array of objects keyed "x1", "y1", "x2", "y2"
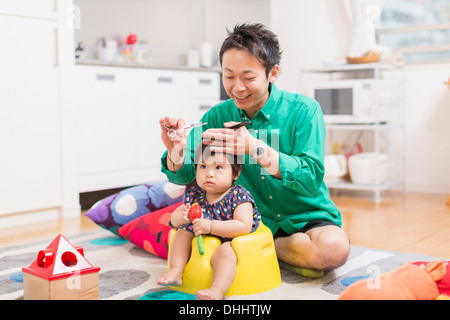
[{"x1": 222, "y1": 48, "x2": 278, "y2": 119}]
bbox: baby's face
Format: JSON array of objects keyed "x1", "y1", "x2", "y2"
[{"x1": 196, "y1": 153, "x2": 235, "y2": 194}]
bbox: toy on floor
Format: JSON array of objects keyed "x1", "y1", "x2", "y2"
[
  {"x1": 167, "y1": 222, "x2": 281, "y2": 297},
  {"x1": 188, "y1": 203, "x2": 204, "y2": 255},
  {"x1": 339, "y1": 260, "x2": 450, "y2": 300},
  {"x1": 22, "y1": 234, "x2": 100, "y2": 300}
]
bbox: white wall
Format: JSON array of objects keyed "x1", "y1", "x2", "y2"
[
  {"x1": 270, "y1": 0, "x2": 352, "y2": 92},
  {"x1": 74, "y1": 0, "x2": 271, "y2": 66},
  {"x1": 403, "y1": 64, "x2": 450, "y2": 193}
]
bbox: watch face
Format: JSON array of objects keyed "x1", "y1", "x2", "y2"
[
  {"x1": 252, "y1": 141, "x2": 265, "y2": 159},
  {"x1": 256, "y1": 146, "x2": 264, "y2": 157}
]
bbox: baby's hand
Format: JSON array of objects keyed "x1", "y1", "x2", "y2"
[
  {"x1": 181, "y1": 203, "x2": 192, "y2": 223},
  {"x1": 192, "y1": 218, "x2": 212, "y2": 236}
]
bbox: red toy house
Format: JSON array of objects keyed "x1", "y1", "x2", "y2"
[{"x1": 22, "y1": 234, "x2": 100, "y2": 300}]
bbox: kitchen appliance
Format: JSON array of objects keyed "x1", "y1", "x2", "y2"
[
  {"x1": 99, "y1": 40, "x2": 118, "y2": 62},
  {"x1": 307, "y1": 79, "x2": 394, "y2": 124},
  {"x1": 200, "y1": 41, "x2": 213, "y2": 67},
  {"x1": 348, "y1": 152, "x2": 389, "y2": 185},
  {"x1": 324, "y1": 154, "x2": 347, "y2": 183},
  {"x1": 187, "y1": 49, "x2": 200, "y2": 68}
]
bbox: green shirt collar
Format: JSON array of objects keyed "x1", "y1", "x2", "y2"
[{"x1": 238, "y1": 83, "x2": 281, "y2": 122}]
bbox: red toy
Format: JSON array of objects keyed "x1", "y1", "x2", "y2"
[
  {"x1": 22, "y1": 234, "x2": 100, "y2": 300},
  {"x1": 126, "y1": 34, "x2": 137, "y2": 45},
  {"x1": 189, "y1": 203, "x2": 205, "y2": 255}
]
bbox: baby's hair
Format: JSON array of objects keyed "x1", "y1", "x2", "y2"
[{"x1": 194, "y1": 143, "x2": 243, "y2": 182}]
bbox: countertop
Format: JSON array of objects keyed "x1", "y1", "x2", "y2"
[{"x1": 76, "y1": 59, "x2": 221, "y2": 73}]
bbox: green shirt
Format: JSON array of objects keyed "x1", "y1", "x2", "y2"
[{"x1": 161, "y1": 84, "x2": 341, "y2": 235}]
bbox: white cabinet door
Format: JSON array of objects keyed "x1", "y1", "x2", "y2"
[
  {"x1": 153, "y1": 70, "x2": 220, "y2": 123},
  {"x1": 0, "y1": 0, "x2": 56, "y2": 19},
  {"x1": 184, "y1": 71, "x2": 220, "y2": 123},
  {"x1": 74, "y1": 66, "x2": 141, "y2": 175},
  {"x1": 138, "y1": 69, "x2": 188, "y2": 170},
  {"x1": 142, "y1": 70, "x2": 220, "y2": 167},
  {"x1": 136, "y1": 70, "x2": 164, "y2": 169},
  {"x1": 0, "y1": 15, "x2": 61, "y2": 215}
]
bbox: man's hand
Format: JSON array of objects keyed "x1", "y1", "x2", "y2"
[
  {"x1": 160, "y1": 116, "x2": 188, "y2": 169},
  {"x1": 201, "y1": 121, "x2": 258, "y2": 156}
]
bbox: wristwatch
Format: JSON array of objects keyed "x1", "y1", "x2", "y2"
[{"x1": 251, "y1": 140, "x2": 266, "y2": 160}]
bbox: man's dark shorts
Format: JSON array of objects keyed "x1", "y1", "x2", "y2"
[{"x1": 274, "y1": 220, "x2": 340, "y2": 238}]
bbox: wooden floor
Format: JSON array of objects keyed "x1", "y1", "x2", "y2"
[
  {"x1": 335, "y1": 192, "x2": 450, "y2": 259},
  {"x1": 1, "y1": 192, "x2": 449, "y2": 259}
]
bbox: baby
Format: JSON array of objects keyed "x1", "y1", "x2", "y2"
[{"x1": 157, "y1": 144, "x2": 260, "y2": 300}]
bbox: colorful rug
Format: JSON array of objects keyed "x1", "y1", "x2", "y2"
[{"x1": 0, "y1": 229, "x2": 444, "y2": 300}]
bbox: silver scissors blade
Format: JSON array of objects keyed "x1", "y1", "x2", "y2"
[
  {"x1": 166, "y1": 122, "x2": 207, "y2": 138},
  {"x1": 184, "y1": 122, "x2": 207, "y2": 129}
]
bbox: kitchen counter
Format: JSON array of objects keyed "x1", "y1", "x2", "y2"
[{"x1": 76, "y1": 59, "x2": 221, "y2": 73}]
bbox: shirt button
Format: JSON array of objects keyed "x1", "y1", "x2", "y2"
[
  {"x1": 277, "y1": 214, "x2": 281, "y2": 218},
  {"x1": 269, "y1": 195, "x2": 273, "y2": 199},
  {"x1": 261, "y1": 176, "x2": 265, "y2": 180},
  {"x1": 267, "y1": 114, "x2": 271, "y2": 118},
  {"x1": 255, "y1": 129, "x2": 258, "y2": 133}
]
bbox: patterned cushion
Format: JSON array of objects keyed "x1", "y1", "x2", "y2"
[
  {"x1": 118, "y1": 202, "x2": 182, "y2": 258},
  {"x1": 84, "y1": 181, "x2": 185, "y2": 235}
]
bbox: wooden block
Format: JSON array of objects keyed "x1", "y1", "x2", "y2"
[
  {"x1": 22, "y1": 234, "x2": 100, "y2": 300},
  {"x1": 23, "y1": 272, "x2": 99, "y2": 300}
]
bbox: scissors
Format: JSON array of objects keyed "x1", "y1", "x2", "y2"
[{"x1": 163, "y1": 122, "x2": 207, "y2": 138}]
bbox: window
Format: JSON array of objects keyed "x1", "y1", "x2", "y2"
[{"x1": 377, "y1": 0, "x2": 450, "y2": 63}]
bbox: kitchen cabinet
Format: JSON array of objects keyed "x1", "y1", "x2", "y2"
[
  {"x1": 74, "y1": 65, "x2": 220, "y2": 192},
  {"x1": 0, "y1": 0, "x2": 56, "y2": 19},
  {"x1": 74, "y1": 66, "x2": 143, "y2": 176},
  {"x1": 0, "y1": 7, "x2": 61, "y2": 217},
  {"x1": 144, "y1": 69, "x2": 219, "y2": 169}
]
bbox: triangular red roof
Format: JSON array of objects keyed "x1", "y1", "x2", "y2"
[{"x1": 22, "y1": 234, "x2": 100, "y2": 280}]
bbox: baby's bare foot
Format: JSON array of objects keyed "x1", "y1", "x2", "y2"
[
  {"x1": 196, "y1": 287, "x2": 224, "y2": 300},
  {"x1": 157, "y1": 268, "x2": 183, "y2": 287}
]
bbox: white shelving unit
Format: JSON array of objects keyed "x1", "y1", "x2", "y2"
[{"x1": 301, "y1": 63, "x2": 406, "y2": 202}]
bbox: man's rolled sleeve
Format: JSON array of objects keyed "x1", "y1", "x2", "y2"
[{"x1": 160, "y1": 150, "x2": 196, "y2": 185}]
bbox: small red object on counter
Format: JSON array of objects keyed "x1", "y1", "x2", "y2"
[{"x1": 126, "y1": 34, "x2": 137, "y2": 45}]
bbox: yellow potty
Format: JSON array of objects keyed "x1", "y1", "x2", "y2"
[{"x1": 167, "y1": 222, "x2": 281, "y2": 297}]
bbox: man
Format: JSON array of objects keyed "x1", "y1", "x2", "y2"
[{"x1": 160, "y1": 23, "x2": 349, "y2": 278}]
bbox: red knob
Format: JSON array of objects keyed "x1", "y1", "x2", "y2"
[{"x1": 189, "y1": 203, "x2": 202, "y2": 220}]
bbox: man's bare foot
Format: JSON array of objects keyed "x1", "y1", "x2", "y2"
[
  {"x1": 196, "y1": 287, "x2": 224, "y2": 300},
  {"x1": 157, "y1": 268, "x2": 183, "y2": 286}
]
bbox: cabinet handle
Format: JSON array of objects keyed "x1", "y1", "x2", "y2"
[
  {"x1": 199, "y1": 78, "x2": 212, "y2": 85},
  {"x1": 199, "y1": 105, "x2": 211, "y2": 111},
  {"x1": 158, "y1": 76, "x2": 173, "y2": 83},
  {"x1": 96, "y1": 74, "x2": 115, "y2": 81},
  {"x1": 53, "y1": 29, "x2": 58, "y2": 67}
]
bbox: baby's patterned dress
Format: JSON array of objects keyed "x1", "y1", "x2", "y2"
[{"x1": 170, "y1": 185, "x2": 261, "y2": 235}]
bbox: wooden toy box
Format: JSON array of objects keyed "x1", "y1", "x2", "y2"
[{"x1": 22, "y1": 234, "x2": 100, "y2": 300}]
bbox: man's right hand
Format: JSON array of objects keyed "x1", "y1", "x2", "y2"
[{"x1": 160, "y1": 116, "x2": 187, "y2": 169}]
